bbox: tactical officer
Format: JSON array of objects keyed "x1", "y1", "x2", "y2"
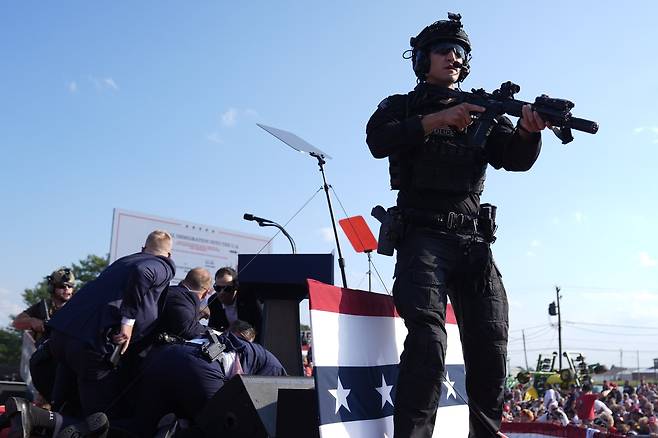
[
  {"x1": 366, "y1": 13, "x2": 548, "y2": 438},
  {"x1": 13, "y1": 267, "x2": 75, "y2": 341},
  {"x1": 13, "y1": 268, "x2": 75, "y2": 404}
]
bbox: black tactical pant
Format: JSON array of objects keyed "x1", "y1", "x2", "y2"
[{"x1": 392, "y1": 225, "x2": 508, "y2": 438}]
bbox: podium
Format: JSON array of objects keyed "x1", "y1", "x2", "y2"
[{"x1": 238, "y1": 254, "x2": 334, "y2": 376}]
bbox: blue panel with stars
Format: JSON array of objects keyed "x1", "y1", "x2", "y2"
[{"x1": 315, "y1": 364, "x2": 466, "y2": 426}]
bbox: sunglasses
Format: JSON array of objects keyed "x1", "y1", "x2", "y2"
[
  {"x1": 213, "y1": 284, "x2": 235, "y2": 293},
  {"x1": 430, "y1": 42, "x2": 466, "y2": 60}
]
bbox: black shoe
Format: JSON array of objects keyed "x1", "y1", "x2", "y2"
[
  {"x1": 5, "y1": 397, "x2": 33, "y2": 438},
  {"x1": 56, "y1": 412, "x2": 109, "y2": 438}
]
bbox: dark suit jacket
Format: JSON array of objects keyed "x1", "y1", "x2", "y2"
[
  {"x1": 207, "y1": 291, "x2": 262, "y2": 336},
  {"x1": 158, "y1": 283, "x2": 207, "y2": 340},
  {"x1": 48, "y1": 252, "x2": 176, "y2": 352}
]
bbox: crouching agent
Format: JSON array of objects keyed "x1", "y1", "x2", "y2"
[{"x1": 132, "y1": 322, "x2": 286, "y2": 437}]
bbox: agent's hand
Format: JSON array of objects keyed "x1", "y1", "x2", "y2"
[
  {"x1": 519, "y1": 104, "x2": 550, "y2": 134},
  {"x1": 422, "y1": 103, "x2": 486, "y2": 133},
  {"x1": 112, "y1": 324, "x2": 133, "y2": 354},
  {"x1": 31, "y1": 318, "x2": 45, "y2": 333}
]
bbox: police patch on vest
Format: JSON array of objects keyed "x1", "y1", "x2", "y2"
[{"x1": 429, "y1": 127, "x2": 456, "y2": 138}]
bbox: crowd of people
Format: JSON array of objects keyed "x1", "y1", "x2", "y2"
[
  {"x1": 503, "y1": 380, "x2": 658, "y2": 436},
  {"x1": 1, "y1": 230, "x2": 286, "y2": 438}
]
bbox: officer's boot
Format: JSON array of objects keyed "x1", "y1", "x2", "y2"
[
  {"x1": 5, "y1": 396, "x2": 58, "y2": 438},
  {"x1": 56, "y1": 412, "x2": 109, "y2": 438}
]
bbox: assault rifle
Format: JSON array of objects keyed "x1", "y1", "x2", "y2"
[{"x1": 434, "y1": 81, "x2": 599, "y2": 145}]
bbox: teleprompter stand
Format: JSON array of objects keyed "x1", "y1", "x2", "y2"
[
  {"x1": 256, "y1": 123, "x2": 348, "y2": 288},
  {"x1": 338, "y1": 215, "x2": 378, "y2": 292}
]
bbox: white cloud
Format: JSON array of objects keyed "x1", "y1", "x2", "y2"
[
  {"x1": 319, "y1": 227, "x2": 334, "y2": 243},
  {"x1": 530, "y1": 240, "x2": 541, "y2": 247},
  {"x1": 573, "y1": 212, "x2": 584, "y2": 223},
  {"x1": 580, "y1": 289, "x2": 658, "y2": 320},
  {"x1": 218, "y1": 108, "x2": 259, "y2": 128},
  {"x1": 639, "y1": 251, "x2": 657, "y2": 268},
  {"x1": 206, "y1": 132, "x2": 223, "y2": 144},
  {"x1": 526, "y1": 251, "x2": 536, "y2": 257},
  {"x1": 551, "y1": 217, "x2": 560, "y2": 225},
  {"x1": 103, "y1": 78, "x2": 119, "y2": 91},
  {"x1": 221, "y1": 108, "x2": 238, "y2": 127},
  {"x1": 68, "y1": 81, "x2": 78, "y2": 93},
  {"x1": 633, "y1": 126, "x2": 658, "y2": 134},
  {"x1": 633, "y1": 126, "x2": 658, "y2": 143},
  {"x1": 88, "y1": 76, "x2": 119, "y2": 91}
]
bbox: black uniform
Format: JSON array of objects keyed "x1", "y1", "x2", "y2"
[
  {"x1": 24, "y1": 298, "x2": 58, "y2": 401},
  {"x1": 366, "y1": 82, "x2": 541, "y2": 438}
]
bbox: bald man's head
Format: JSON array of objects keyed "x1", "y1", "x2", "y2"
[
  {"x1": 143, "y1": 230, "x2": 173, "y2": 257},
  {"x1": 184, "y1": 267, "x2": 212, "y2": 292}
]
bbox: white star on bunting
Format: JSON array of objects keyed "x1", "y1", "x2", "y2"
[
  {"x1": 328, "y1": 376, "x2": 352, "y2": 414},
  {"x1": 375, "y1": 374, "x2": 394, "y2": 408},
  {"x1": 443, "y1": 370, "x2": 456, "y2": 400}
]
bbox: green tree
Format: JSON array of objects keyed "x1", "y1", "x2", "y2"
[
  {"x1": 0, "y1": 327, "x2": 21, "y2": 365},
  {"x1": 71, "y1": 254, "x2": 109, "y2": 287}
]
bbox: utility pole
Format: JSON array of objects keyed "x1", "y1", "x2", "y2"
[
  {"x1": 523, "y1": 330, "x2": 529, "y2": 370},
  {"x1": 637, "y1": 350, "x2": 640, "y2": 374},
  {"x1": 556, "y1": 286, "x2": 563, "y2": 370},
  {"x1": 620, "y1": 349, "x2": 623, "y2": 369}
]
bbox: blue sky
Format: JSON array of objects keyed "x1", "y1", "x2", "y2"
[{"x1": 2, "y1": 1, "x2": 657, "y2": 370}]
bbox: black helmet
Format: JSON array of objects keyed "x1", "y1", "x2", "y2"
[{"x1": 409, "y1": 13, "x2": 472, "y2": 82}]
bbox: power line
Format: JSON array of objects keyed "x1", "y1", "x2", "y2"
[
  {"x1": 564, "y1": 325, "x2": 658, "y2": 337},
  {"x1": 510, "y1": 323, "x2": 550, "y2": 333},
  {"x1": 564, "y1": 320, "x2": 658, "y2": 330}
]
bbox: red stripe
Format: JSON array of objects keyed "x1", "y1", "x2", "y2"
[
  {"x1": 307, "y1": 279, "x2": 456, "y2": 323},
  {"x1": 499, "y1": 422, "x2": 628, "y2": 438}
]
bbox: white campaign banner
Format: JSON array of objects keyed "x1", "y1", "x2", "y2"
[{"x1": 109, "y1": 208, "x2": 271, "y2": 282}]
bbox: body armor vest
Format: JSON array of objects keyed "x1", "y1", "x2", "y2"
[{"x1": 389, "y1": 90, "x2": 488, "y2": 195}]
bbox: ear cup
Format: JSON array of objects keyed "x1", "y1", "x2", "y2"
[{"x1": 412, "y1": 49, "x2": 430, "y2": 79}]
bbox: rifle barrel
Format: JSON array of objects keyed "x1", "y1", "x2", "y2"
[{"x1": 568, "y1": 117, "x2": 599, "y2": 134}]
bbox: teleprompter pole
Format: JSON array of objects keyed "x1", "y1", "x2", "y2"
[
  {"x1": 556, "y1": 285, "x2": 563, "y2": 370},
  {"x1": 312, "y1": 152, "x2": 347, "y2": 288}
]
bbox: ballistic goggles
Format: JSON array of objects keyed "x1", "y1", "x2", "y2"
[{"x1": 430, "y1": 42, "x2": 466, "y2": 59}]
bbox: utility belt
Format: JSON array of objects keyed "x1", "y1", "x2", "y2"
[
  {"x1": 372, "y1": 203, "x2": 498, "y2": 256},
  {"x1": 403, "y1": 209, "x2": 478, "y2": 232}
]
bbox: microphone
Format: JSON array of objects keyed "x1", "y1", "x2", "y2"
[
  {"x1": 451, "y1": 61, "x2": 463, "y2": 69},
  {"x1": 242, "y1": 213, "x2": 297, "y2": 254},
  {"x1": 243, "y1": 213, "x2": 272, "y2": 224}
]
